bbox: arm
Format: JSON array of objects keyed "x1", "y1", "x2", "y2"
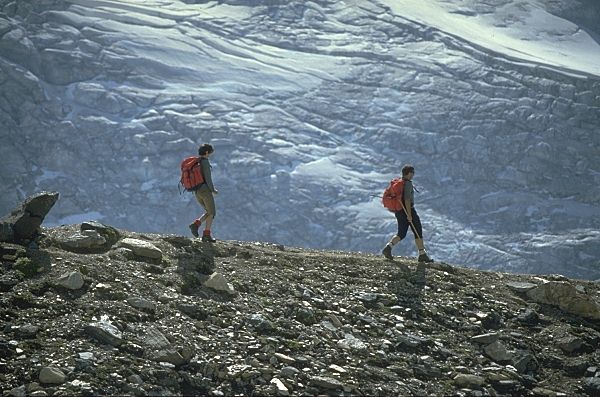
[
  {"x1": 403, "y1": 181, "x2": 413, "y2": 222},
  {"x1": 404, "y1": 197, "x2": 413, "y2": 222}
]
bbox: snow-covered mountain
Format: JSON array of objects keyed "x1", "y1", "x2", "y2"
[{"x1": 1, "y1": 0, "x2": 599, "y2": 278}]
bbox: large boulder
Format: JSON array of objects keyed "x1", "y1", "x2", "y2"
[
  {"x1": 39, "y1": 367, "x2": 66, "y2": 384},
  {"x1": 203, "y1": 272, "x2": 236, "y2": 295},
  {"x1": 118, "y1": 238, "x2": 162, "y2": 260},
  {"x1": 57, "y1": 271, "x2": 85, "y2": 290},
  {"x1": 85, "y1": 321, "x2": 123, "y2": 347},
  {"x1": 526, "y1": 281, "x2": 600, "y2": 320},
  {"x1": 59, "y1": 230, "x2": 106, "y2": 250},
  {"x1": 55, "y1": 222, "x2": 120, "y2": 253},
  {"x1": 0, "y1": 192, "x2": 59, "y2": 243},
  {"x1": 139, "y1": 326, "x2": 193, "y2": 367}
]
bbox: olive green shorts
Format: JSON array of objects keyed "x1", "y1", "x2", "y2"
[{"x1": 194, "y1": 188, "x2": 216, "y2": 217}]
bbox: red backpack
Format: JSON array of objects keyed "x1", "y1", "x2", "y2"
[
  {"x1": 180, "y1": 156, "x2": 204, "y2": 192},
  {"x1": 382, "y1": 178, "x2": 405, "y2": 212}
]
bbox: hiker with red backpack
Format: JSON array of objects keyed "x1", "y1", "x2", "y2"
[
  {"x1": 381, "y1": 164, "x2": 433, "y2": 263},
  {"x1": 181, "y1": 143, "x2": 218, "y2": 242}
]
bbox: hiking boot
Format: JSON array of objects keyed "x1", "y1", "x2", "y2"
[
  {"x1": 202, "y1": 234, "x2": 216, "y2": 243},
  {"x1": 189, "y1": 222, "x2": 200, "y2": 238},
  {"x1": 418, "y1": 252, "x2": 433, "y2": 263},
  {"x1": 382, "y1": 245, "x2": 393, "y2": 260}
]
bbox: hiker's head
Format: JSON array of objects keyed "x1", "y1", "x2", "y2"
[
  {"x1": 198, "y1": 143, "x2": 214, "y2": 157},
  {"x1": 402, "y1": 164, "x2": 415, "y2": 180}
]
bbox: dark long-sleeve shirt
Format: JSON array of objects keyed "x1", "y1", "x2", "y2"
[{"x1": 199, "y1": 157, "x2": 216, "y2": 192}]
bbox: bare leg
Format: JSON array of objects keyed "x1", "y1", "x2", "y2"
[
  {"x1": 388, "y1": 235, "x2": 402, "y2": 246},
  {"x1": 382, "y1": 235, "x2": 402, "y2": 259},
  {"x1": 204, "y1": 214, "x2": 213, "y2": 231}
]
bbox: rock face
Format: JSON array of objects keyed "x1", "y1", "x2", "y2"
[
  {"x1": 0, "y1": 223, "x2": 599, "y2": 396},
  {"x1": 0, "y1": 192, "x2": 59, "y2": 243},
  {"x1": 1, "y1": 1, "x2": 599, "y2": 279}
]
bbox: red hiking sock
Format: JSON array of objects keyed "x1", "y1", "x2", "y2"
[
  {"x1": 194, "y1": 219, "x2": 202, "y2": 226},
  {"x1": 203, "y1": 229, "x2": 211, "y2": 236}
]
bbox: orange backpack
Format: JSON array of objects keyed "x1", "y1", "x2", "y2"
[
  {"x1": 180, "y1": 156, "x2": 204, "y2": 192},
  {"x1": 382, "y1": 178, "x2": 405, "y2": 212}
]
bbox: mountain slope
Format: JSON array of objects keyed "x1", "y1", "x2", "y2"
[
  {"x1": 0, "y1": 0, "x2": 599, "y2": 278},
  {"x1": 2, "y1": 223, "x2": 600, "y2": 396}
]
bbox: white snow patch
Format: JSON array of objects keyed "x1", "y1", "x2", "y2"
[
  {"x1": 35, "y1": 169, "x2": 66, "y2": 184},
  {"x1": 291, "y1": 157, "x2": 383, "y2": 185},
  {"x1": 383, "y1": 0, "x2": 600, "y2": 76}
]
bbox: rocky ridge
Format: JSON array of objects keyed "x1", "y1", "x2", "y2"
[
  {"x1": 0, "y1": 0, "x2": 599, "y2": 278},
  {"x1": 2, "y1": 221, "x2": 600, "y2": 396}
]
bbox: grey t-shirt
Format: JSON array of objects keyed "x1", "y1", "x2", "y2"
[{"x1": 402, "y1": 178, "x2": 414, "y2": 207}]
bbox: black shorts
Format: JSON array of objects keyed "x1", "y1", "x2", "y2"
[{"x1": 394, "y1": 207, "x2": 423, "y2": 240}]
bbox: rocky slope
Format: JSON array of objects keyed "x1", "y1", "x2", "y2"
[
  {"x1": 2, "y1": 220, "x2": 600, "y2": 396},
  {"x1": 1, "y1": 0, "x2": 599, "y2": 278}
]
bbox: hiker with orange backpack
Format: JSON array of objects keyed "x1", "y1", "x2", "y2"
[
  {"x1": 381, "y1": 164, "x2": 433, "y2": 263},
  {"x1": 181, "y1": 143, "x2": 218, "y2": 242}
]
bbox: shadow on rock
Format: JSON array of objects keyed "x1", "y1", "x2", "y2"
[
  {"x1": 390, "y1": 264, "x2": 427, "y2": 310},
  {"x1": 163, "y1": 236, "x2": 216, "y2": 296}
]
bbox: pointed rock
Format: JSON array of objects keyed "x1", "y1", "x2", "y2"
[
  {"x1": 270, "y1": 377, "x2": 289, "y2": 396},
  {"x1": 506, "y1": 282, "x2": 537, "y2": 293},
  {"x1": 59, "y1": 230, "x2": 106, "y2": 250},
  {"x1": 8, "y1": 385, "x2": 26, "y2": 397},
  {"x1": 583, "y1": 377, "x2": 600, "y2": 395},
  {"x1": 149, "y1": 348, "x2": 191, "y2": 367},
  {"x1": 280, "y1": 366, "x2": 301, "y2": 378},
  {"x1": 203, "y1": 272, "x2": 236, "y2": 295},
  {"x1": 127, "y1": 296, "x2": 156, "y2": 312},
  {"x1": 556, "y1": 336, "x2": 584, "y2": 353},
  {"x1": 328, "y1": 364, "x2": 347, "y2": 374},
  {"x1": 337, "y1": 333, "x2": 367, "y2": 351},
  {"x1": 517, "y1": 308, "x2": 540, "y2": 325},
  {"x1": 140, "y1": 327, "x2": 171, "y2": 350},
  {"x1": 273, "y1": 353, "x2": 296, "y2": 364},
  {"x1": 81, "y1": 221, "x2": 120, "y2": 245},
  {"x1": 471, "y1": 333, "x2": 500, "y2": 345},
  {"x1": 453, "y1": 374, "x2": 485, "y2": 388},
  {"x1": 512, "y1": 350, "x2": 539, "y2": 374},
  {"x1": 0, "y1": 192, "x2": 59, "y2": 243},
  {"x1": 483, "y1": 340, "x2": 512, "y2": 362},
  {"x1": 57, "y1": 271, "x2": 85, "y2": 290},
  {"x1": 310, "y1": 376, "x2": 343, "y2": 390},
  {"x1": 18, "y1": 324, "x2": 39, "y2": 337},
  {"x1": 85, "y1": 321, "x2": 123, "y2": 347},
  {"x1": 39, "y1": 367, "x2": 66, "y2": 384}
]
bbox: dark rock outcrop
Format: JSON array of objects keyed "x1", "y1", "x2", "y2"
[{"x1": 0, "y1": 192, "x2": 58, "y2": 243}]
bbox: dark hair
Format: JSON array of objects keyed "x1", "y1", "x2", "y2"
[
  {"x1": 402, "y1": 164, "x2": 415, "y2": 176},
  {"x1": 198, "y1": 143, "x2": 214, "y2": 156}
]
